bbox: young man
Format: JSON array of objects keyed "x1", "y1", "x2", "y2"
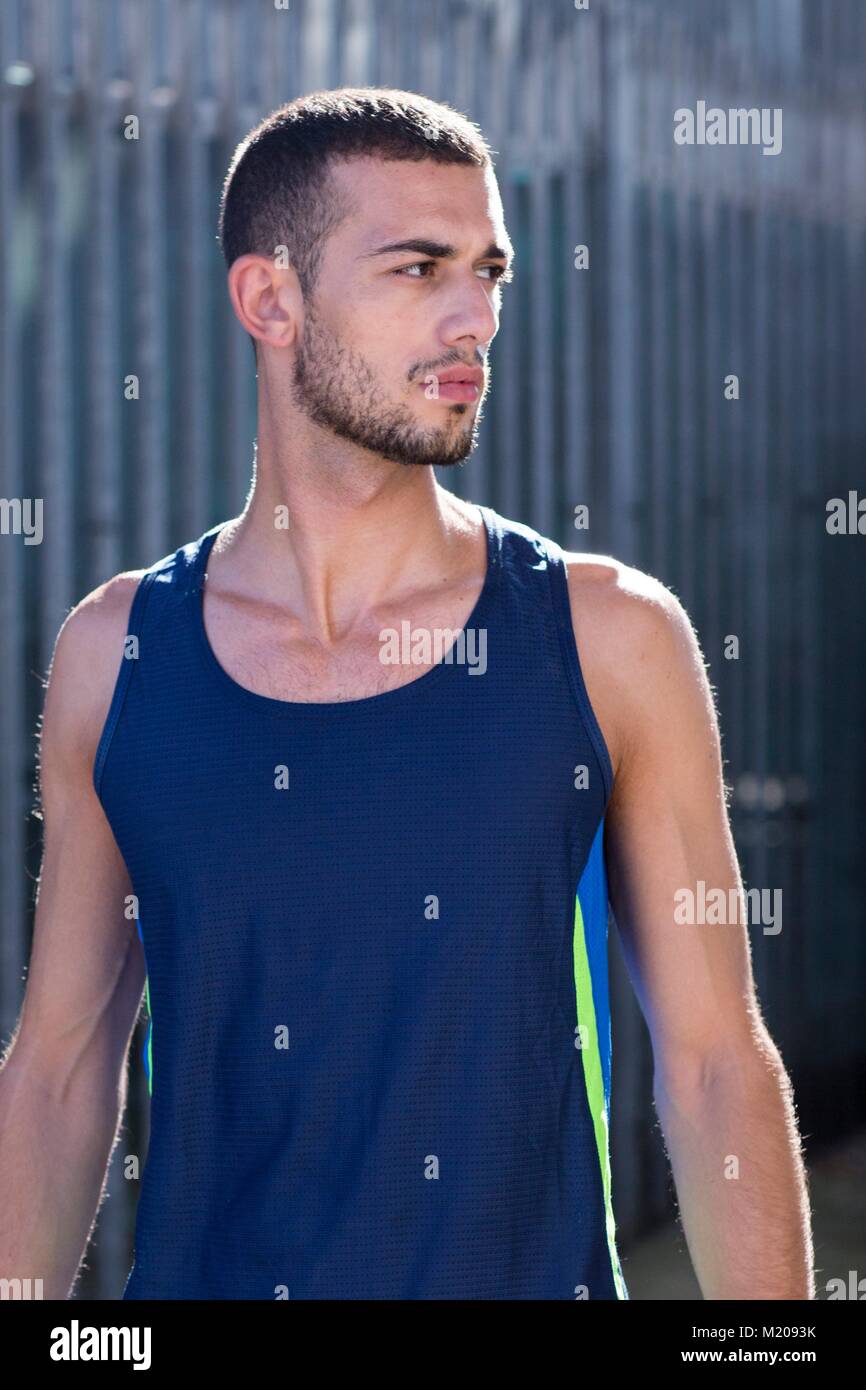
[{"x1": 0, "y1": 88, "x2": 813, "y2": 1300}]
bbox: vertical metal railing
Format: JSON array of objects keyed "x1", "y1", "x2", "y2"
[{"x1": 0, "y1": 0, "x2": 864, "y2": 1295}]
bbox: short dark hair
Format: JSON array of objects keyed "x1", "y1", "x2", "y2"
[{"x1": 218, "y1": 86, "x2": 493, "y2": 354}]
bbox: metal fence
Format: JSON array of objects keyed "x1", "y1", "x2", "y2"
[{"x1": 1, "y1": 0, "x2": 864, "y2": 1296}]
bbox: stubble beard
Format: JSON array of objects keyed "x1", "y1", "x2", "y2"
[{"x1": 290, "y1": 301, "x2": 483, "y2": 469}]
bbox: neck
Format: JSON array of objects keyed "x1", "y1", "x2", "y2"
[{"x1": 210, "y1": 433, "x2": 480, "y2": 646}]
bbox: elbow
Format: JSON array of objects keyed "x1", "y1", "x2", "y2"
[{"x1": 652, "y1": 1029, "x2": 790, "y2": 1116}]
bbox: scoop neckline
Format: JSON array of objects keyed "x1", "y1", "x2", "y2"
[{"x1": 191, "y1": 503, "x2": 501, "y2": 716}]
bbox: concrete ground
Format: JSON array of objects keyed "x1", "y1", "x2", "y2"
[{"x1": 619, "y1": 1127, "x2": 866, "y2": 1300}]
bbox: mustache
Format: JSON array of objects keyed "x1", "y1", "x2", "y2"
[{"x1": 412, "y1": 358, "x2": 487, "y2": 381}]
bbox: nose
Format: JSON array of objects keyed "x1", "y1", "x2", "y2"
[{"x1": 439, "y1": 271, "x2": 499, "y2": 352}]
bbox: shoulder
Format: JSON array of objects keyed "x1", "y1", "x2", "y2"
[
  {"x1": 562, "y1": 550, "x2": 696, "y2": 649},
  {"x1": 53, "y1": 569, "x2": 148, "y2": 672},
  {"x1": 39, "y1": 571, "x2": 148, "y2": 779},
  {"x1": 560, "y1": 551, "x2": 714, "y2": 781}
]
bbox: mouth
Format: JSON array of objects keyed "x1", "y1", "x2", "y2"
[
  {"x1": 419, "y1": 368, "x2": 484, "y2": 403},
  {"x1": 429, "y1": 381, "x2": 479, "y2": 403}
]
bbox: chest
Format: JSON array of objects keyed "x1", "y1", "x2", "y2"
[
  {"x1": 200, "y1": 574, "x2": 486, "y2": 702},
  {"x1": 103, "y1": 659, "x2": 604, "y2": 906}
]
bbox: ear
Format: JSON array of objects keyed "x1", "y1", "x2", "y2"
[{"x1": 227, "y1": 252, "x2": 303, "y2": 353}]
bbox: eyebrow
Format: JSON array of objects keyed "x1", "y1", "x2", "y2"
[{"x1": 358, "y1": 238, "x2": 514, "y2": 266}]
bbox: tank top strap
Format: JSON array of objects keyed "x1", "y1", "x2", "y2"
[
  {"x1": 543, "y1": 533, "x2": 614, "y2": 806},
  {"x1": 133, "y1": 523, "x2": 224, "y2": 637},
  {"x1": 487, "y1": 511, "x2": 614, "y2": 806},
  {"x1": 92, "y1": 523, "x2": 223, "y2": 797}
]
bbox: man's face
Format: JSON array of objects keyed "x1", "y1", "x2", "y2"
[{"x1": 290, "y1": 157, "x2": 512, "y2": 468}]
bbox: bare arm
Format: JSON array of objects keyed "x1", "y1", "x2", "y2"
[
  {"x1": 0, "y1": 574, "x2": 147, "y2": 1299},
  {"x1": 569, "y1": 556, "x2": 814, "y2": 1300}
]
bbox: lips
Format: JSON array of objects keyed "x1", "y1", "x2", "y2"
[
  {"x1": 421, "y1": 366, "x2": 484, "y2": 402},
  {"x1": 435, "y1": 367, "x2": 484, "y2": 387},
  {"x1": 434, "y1": 380, "x2": 480, "y2": 402}
]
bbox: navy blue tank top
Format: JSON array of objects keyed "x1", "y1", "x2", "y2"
[{"x1": 94, "y1": 504, "x2": 628, "y2": 1300}]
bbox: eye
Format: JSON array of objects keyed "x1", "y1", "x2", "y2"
[
  {"x1": 480, "y1": 264, "x2": 512, "y2": 283},
  {"x1": 391, "y1": 261, "x2": 513, "y2": 283},
  {"x1": 393, "y1": 261, "x2": 436, "y2": 278}
]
